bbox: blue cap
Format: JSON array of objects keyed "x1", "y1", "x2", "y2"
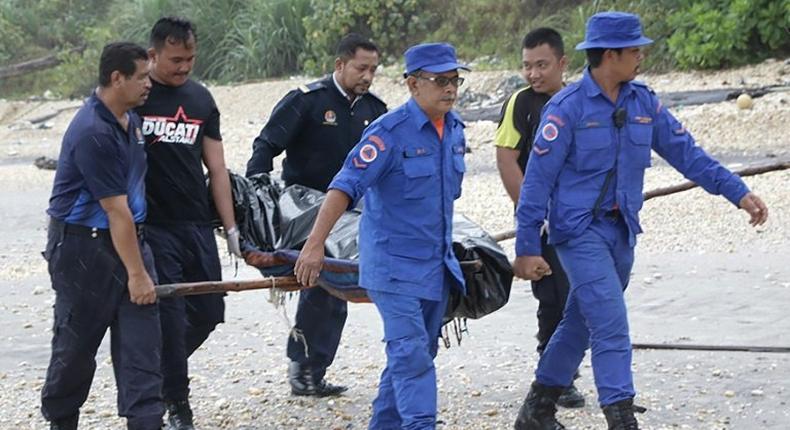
[
  {"x1": 403, "y1": 43, "x2": 470, "y2": 77},
  {"x1": 575, "y1": 12, "x2": 653, "y2": 50}
]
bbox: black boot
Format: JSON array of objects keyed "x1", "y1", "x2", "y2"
[
  {"x1": 514, "y1": 381, "x2": 566, "y2": 430},
  {"x1": 602, "y1": 398, "x2": 646, "y2": 430},
  {"x1": 50, "y1": 414, "x2": 78, "y2": 430},
  {"x1": 165, "y1": 399, "x2": 195, "y2": 430},
  {"x1": 288, "y1": 362, "x2": 347, "y2": 397},
  {"x1": 556, "y1": 383, "x2": 585, "y2": 409}
]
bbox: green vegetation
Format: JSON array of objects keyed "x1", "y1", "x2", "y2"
[{"x1": 1, "y1": 0, "x2": 788, "y2": 99}]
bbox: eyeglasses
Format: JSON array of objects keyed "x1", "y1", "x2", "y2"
[{"x1": 417, "y1": 75, "x2": 465, "y2": 87}]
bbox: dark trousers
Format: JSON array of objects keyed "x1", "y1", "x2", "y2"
[
  {"x1": 145, "y1": 224, "x2": 224, "y2": 401},
  {"x1": 286, "y1": 287, "x2": 348, "y2": 381},
  {"x1": 531, "y1": 232, "x2": 571, "y2": 354},
  {"x1": 40, "y1": 221, "x2": 163, "y2": 430}
]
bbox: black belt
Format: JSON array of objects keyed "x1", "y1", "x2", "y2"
[{"x1": 51, "y1": 219, "x2": 144, "y2": 240}]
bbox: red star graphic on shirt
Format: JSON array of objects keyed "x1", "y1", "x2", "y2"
[{"x1": 143, "y1": 106, "x2": 204, "y2": 144}]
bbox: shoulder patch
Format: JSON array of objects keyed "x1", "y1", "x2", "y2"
[{"x1": 299, "y1": 80, "x2": 326, "y2": 94}]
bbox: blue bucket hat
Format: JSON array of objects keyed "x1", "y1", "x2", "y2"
[
  {"x1": 575, "y1": 11, "x2": 653, "y2": 50},
  {"x1": 403, "y1": 43, "x2": 470, "y2": 77}
]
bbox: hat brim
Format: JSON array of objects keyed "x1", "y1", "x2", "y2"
[
  {"x1": 411, "y1": 61, "x2": 471, "y2": 75},
  {"x1": 575, "y1": 36, "x2": 653, "y2": 50}
]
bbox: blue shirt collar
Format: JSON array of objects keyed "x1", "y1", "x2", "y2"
[
  {"x1": 405, "y1": 97, "x2": 462, "y2": 132},
  {"x1": 582, "y1": 66, "x2": 635, "y2": 102},
  {"x1": 88, "y1": 91, "x2": 126, "y2": 130}
]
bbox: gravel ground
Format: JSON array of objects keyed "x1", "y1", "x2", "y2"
[{"x1": 0, "y1": 59, "x2": 788, "y2": 429}]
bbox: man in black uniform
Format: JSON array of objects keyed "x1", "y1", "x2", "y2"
[
  {"x1": 42, "y1": 42, "x2": 162, "y2": 430},
  {"x1": 246, "y1": 33, "x2": 387, "y2": 396},
  {"x1": 136, "y1": 17, "x2": 240, "y2": 430},
  {"x1": 494, "y1": 28, "x2": 585, "y2": 408}
]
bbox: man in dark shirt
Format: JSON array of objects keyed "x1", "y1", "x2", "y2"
[
  {"x1": 494, "y1": 28, "x2": 586, "y2": 409},
  {"x1": 42, "y1": 42, "x2": 162, "y2": 430},
  {"x1": 136, "y1": 17, "x2": 239, "y2": 430},
  {"x1": 246, "y1": 33, "x2": 387, "y2": 396}
]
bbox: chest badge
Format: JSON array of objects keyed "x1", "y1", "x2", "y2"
[{"x1": 323, "y1": 110, "x2": 337, "y2": 125}]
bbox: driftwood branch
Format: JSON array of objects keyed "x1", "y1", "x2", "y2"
[
  {"x1": 632, "y1": 342, "x2": 790, "y2": 353},
  {"x1": 491, "y1": 160, "x2": 790, "y2": 242},
  {"x1": 0, "y1": 45, "x2": 86, "y2": 80},
  {"x1": 155, "y1": 276, "x2": 305, "y2": 298}
]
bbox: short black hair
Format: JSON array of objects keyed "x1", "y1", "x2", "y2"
[
  {"x1": 336, "y1": 33, "x2": 379, "y2": 62},
  {"x1": 522, "y1": 27, "x2": 564, "y2": 58},
  {"x1": 150, "y1": 16, "x2": 196, "y2": 50},
  {"x1": 98, "y1": 42, "x2": 148, "y2": 87},
  {"x1": 586, "y1": 48, "x2": 623, "y2": 68}
]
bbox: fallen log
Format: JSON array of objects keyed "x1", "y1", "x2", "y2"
[
  {"x1": 0, "y1": 45, "x2": 86, "y2": 80},
  {"x1": 491, "y1": 160, "x2": 790, "y2": 242}
]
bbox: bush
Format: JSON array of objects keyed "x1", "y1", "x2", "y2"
[
  {"x1": 667, "y1": 0, "x2": 790, "y2": 69},
  {"x1": 301, "y1": 0, "x2": 434, "y2": 74}
]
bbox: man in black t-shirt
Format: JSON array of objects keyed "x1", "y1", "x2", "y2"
[
  {"x1": 246, "y1": 34, "x2": 387, "y2": 397},
  {"x1": 494, "y1": 28, "x2": 586, "y2": 409},
  {"x1": 136, "y1": 17, "x2": 240, "y2": 430}
]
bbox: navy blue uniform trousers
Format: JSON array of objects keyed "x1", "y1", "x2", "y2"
[
  {"x1": 41, "y1": 221, "x2": 163, "y2": 429},
  {"x1": 145, "y1": 224, "x2": 224, "y2": 401},
  {"x1": 287, "y1": 287, "x2": 348, "y2": 380},
  {"x1": 531, "y1": 232, "x2": 571, "y2": 354},
  {"x1": 536, "y1": 215, "x2": 635, "y2": 406}
]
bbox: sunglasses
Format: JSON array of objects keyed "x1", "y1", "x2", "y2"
[{"x1": 417, "y1": 75, "x2": 465, "y2": 87}]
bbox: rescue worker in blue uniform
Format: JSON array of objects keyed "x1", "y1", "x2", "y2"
[
  {"x1": 512, "y1": 12, "x2": 769, "y2": 430},
  {"x1": 41, "y1": 42, "x2": 163, "y2": 430},
  {"x1": 293, "y1": 43, "x2": 469, "y2": 429},
  {"x1": 246, "y1": 33, "x2": 387, "y2": 397}
]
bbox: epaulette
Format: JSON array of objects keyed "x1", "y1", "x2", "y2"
[
  {"x1": 379, "y1": 108, "x2": 409, "y2": 131},
  {"x1": 631, "y1": 80, "x2": 656, "y2": 94},
  {"x1": 298, "y1": 80, "x2": 326, "y2": 94},
  {"x1": 551, "y1": 82, "x2": 581, "y2": 105},
  {"x1": 448, "y1": 110, "x2": 465, "y2": 127},
  {"x1": 365, "y1": 90, "x2": 387, "y2": 107}
]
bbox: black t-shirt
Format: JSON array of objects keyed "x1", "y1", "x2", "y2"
[
  {"x1": 136, "y1": 79, "x2": 222, "y2": 224},
  {"x1": 495, "y1": 86, "x2": 551, "y2": 173}
]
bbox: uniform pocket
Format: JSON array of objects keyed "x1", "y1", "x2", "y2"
[
  {"x1": 387, "y1": 236, "x2": 438, "y2": 283},
  {"x1": 402, "y1": 151, "x2": 435, "y2": 199},
  {"x1": 452, "y1": 153, "x2": 465, "y2": 199},
  {"x1": 573, "y1": 127, "x2": 614, "y2": 172},
  {"x1": 627, "y1": 123, "x2": 653, "y2": 167}
]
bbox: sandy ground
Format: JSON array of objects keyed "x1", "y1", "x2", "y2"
[{"x1": 0, "y1": 59, "x2": 789, "y2": 429}]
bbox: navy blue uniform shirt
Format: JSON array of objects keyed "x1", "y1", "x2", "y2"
[
  {"x1": 516, "y1": 68, "x2": 750, "y2": 256},
  {"x1": 330, "y1": 98, "x2": 467, "y2": 301},
  {"x1": 246, "y1": 75, "x2": 387, "y2": 191},
  {"x1": 47, "y1": 93, "x2": 147, "y2": 228}
]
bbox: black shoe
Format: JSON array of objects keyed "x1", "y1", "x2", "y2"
[
  {"x1": 165, "y1": 399, "x2": 195, "y2": 430},
  {"x1": 556, "y1": 384, "x2": 585, "y2": 409},
  {"x1": 514, "y1": 381, "x2": 566, "y2": 430},
  {"x1": 50, "y1": 414, "x2": 78, "y2": 430},
  {"x1": 602, "y1": 398, "x2": 646, "y2": 430},
  {"x1": 289, "y1": 362, "x2": 348, "y2": 397}
]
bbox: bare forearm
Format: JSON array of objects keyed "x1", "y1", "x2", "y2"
[
  {"x1": 496, "y1": 149, "x2": 524, "y2": 205},
  {"x1": 209, "y1": 168, "x2": 236, "y2": 230},
  {"x1": 106, "y1": 207, "x2": 147, "y2": 277}
]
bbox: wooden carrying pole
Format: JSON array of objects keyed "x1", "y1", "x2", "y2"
[{"x1": 155, "y1": 276, "x2": 305, "y2": 298}]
